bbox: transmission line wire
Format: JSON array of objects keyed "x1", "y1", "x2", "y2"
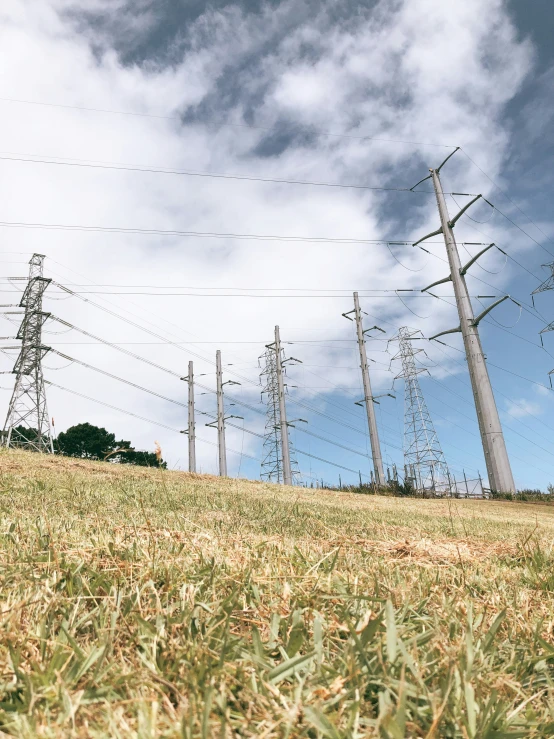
[
  {"x1": 460, "y1": 147, "x2": 554, "y2": 256},
  {"x1": 46, "y1": 380, "x2": 260, "y2": 463},
  {"x1": 49, "y1": 345, "x2": 379, "y2": 466},
  {"x1": 0, "y1": 220, "x2": 447, "y2": 246},
  {"x1": 0, "y1": 153, "x2": 457, "y2": 194},
  {"x1": 0, "y1": 96, "x2": 454, "y2": 147}
]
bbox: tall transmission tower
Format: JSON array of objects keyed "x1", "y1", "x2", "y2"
[
  {"x1": 260, "y1": 327, "x2": 300, "y2": 484},
  {"x1": 394, "y1": 327, "x2": 451, "y2": 494},
  {"x1": 2, "y1": 254, "x2": 54, "y2": 453},
  {"x1": 531, "y1": 264, "x2": 554, "y2": 379},
  {"x1": 260, "y1": 345, "x2": 283, "y2": 482},
  {"x1": 532, "y1": 262, "x2": 554, "y2": 299},
  {"x1": 411, "y1": 148, "x2": 515, "y2": 493}
]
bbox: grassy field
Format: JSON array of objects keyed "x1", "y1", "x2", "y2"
[{"x1": 1, "y1": 450, "x2": 554, "y2": 737}]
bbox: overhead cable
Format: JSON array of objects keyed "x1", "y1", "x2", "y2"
[
  {"x1": 0, "y1": 220, "x2": 447, "y2": 245},
  {"x1": 0, "y1": 153, "x2": 456, "y2": 194},
  {"x1": 0, "y1": 96, "x2": 454, "y2": 147}
]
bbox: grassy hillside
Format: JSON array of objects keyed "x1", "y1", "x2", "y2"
[{"x1": 1, "y1": 450, "x2": 554, "y2": 737}]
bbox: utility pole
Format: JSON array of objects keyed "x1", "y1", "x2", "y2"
[
  {"x1": 181, "y1": 361, "x2": 196, "y2": 473},
  {"x1": 421, "y1": 158, "x2": 514, "y2": 492},
  {"x1": 206, "y1": 351, "x2": 242, "y2": 477},
  {"x1": 216, "y1": 349, "x2": 227, "y2": 477},
  {"x1": 346, "y1": 292, "x2": 385, "y2": 485},
  {"x1": 274, "y1": 326, "x2": 292, "y2": 485},
  {"x1": 2, "y1": 254, "x2": 54, "y2": 452}
]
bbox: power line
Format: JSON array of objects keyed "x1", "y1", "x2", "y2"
[
  {"x1": 460, "y1": 147, "x2": 554, "y2": 254},
  {"x1": 49, "y1": 343, "x2": 379, "y2": 466},
  {"x1": 0, "y1": 220, "x2": 446, "y2": 245},
  {"x1": 0, "y1": 153, "x2": 456, "y2": 194},
  {"x1": 0, "y1": 96, "x2": 454, "y2": 147},
  {"x1": 46, "y1": 380, "x2": 260, "y2": 463},
  {"x1": 53, "y1": 284, "x2": 260, "y2": 388},
  {"x1": 3, "y1": 280, "x2": 489, "y2": 292},
  {"x1": 40, "y1": 287, "x2": 494, "y2": 299},
  {"x1": 431, "y1": 340, "x2": 554, "y2": 436}
]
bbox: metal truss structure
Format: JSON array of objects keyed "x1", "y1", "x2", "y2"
[
  {"x1": 2, "y1": 254, "x2": 54, "y2": 452},
  {"x1": 259, "y1": 345, "x2": 300, "y2": 484},
  {"x1": 395, "y1": 327, "x2": 451, "y2": 494}
]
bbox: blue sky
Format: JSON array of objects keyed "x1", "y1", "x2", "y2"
[{"x1": 1, "y1": 0, "x2": 553, "y2": 490}]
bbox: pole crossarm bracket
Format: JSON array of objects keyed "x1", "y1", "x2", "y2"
[
  {"x1": 540, "y1": 321, "x2": 554, "y2": 335},
  {"x1": 448, "y1": 194, "x2": 483, "y2": 228},
  {"x1": 287, "y1": 418, "x2": 307, "y2": 428},
  {"x1": 460, "y1": 243, "x2": 500, "y2": 275},
  {"x1": 471, "y1": 295, "x2": 510, "y2": 326},
  {"x1": 435, "y1": 146, "x2": 461, "y2": 174},
  {"x1": 409, "y1": 173, "x2": 432, "y2": 191},
  {"x1": 421, "y1": 274, "x2": 452, "y2": 293},
  {"x1": 342, "y1": 310, "x2": 355, "y2": 321},
  {"x1": 428, "y1": 326, "x2": 462, "y2": 341},
  {"x1": 413, "y1": 226, "x2": 443, "y2": 248},
  {"x1": 363, "y1": 325, "x2": 386, "y2": 335},
  {"x1": 357, "y1": 391, "x2": 396, "y2": 406},
  {"x1": 374, "y1": 392, "x2": 396, "y2": 401}
]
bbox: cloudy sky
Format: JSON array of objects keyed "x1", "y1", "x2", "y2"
[{"x1": 1, "y1": 0, "x2": 553, "y2": 490}]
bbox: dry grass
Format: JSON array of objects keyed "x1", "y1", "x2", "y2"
[{"x1": 1, "y1": 449, "x2": 554, "y2": 737}]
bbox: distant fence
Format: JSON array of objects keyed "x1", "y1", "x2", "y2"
[{"x1": 450, "y1": 477, "x2": 486, "y2": 499}]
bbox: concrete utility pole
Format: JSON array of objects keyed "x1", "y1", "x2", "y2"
[
  {"x1": 274, "y1": 325, "x2": 292, "y2": 486},
  {"x1": 430, "y1": 167, "x2": 515, "y2": 493},
  {"x1": 216, "y1": 349, "x2": 227, "y2": 477},
  {"x1": 180, "y1": 361, "x2": 196, "y2": 472},
  {"x1": 352, "y1": 292, "x2": 385, "y2": 485},
  {"x1": 187, "y1": 361, "x2": 196, "y2": 473}
]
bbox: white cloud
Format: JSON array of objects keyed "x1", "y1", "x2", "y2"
[
  {"x1": 0, "y1": 0, "x2": 535, "y2": 476},
  {"x1": 505, "y1": 398, "x2": 543, "y2": 418}
]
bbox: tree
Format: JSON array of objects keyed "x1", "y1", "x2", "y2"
[
  {"x1": 55, "y1": 422, "x2": 166, "y2": 467},
  {"x1": 123, "y1": 449, "x2": 167, "y2": 469},
  {"x1": 56, "y1": 423, "x2": 129, "y2": 460}
]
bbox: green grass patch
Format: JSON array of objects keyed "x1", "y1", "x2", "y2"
[{"x1": 1, "y1": 449, "x2": 554, "y2": 736}]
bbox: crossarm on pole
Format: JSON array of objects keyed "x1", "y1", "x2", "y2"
[
  {"x1": 471, "y1": 295, "x2": 510, "y2": 326},
  {"x1": 412, "y1": 226, "x2": 443, "y2": 247},
  {"x1": 448, "y1": 194, "x2": 483, "y2": 228},
  {"x1": 428, "y1": 326, "x2": 462, "y2": 341},
  {"x1": 421, "y1": 274, "x2": 452, "y2": 293},
  {"x1": 460, "y1": 243, "x2": 498, "y2": 275}
]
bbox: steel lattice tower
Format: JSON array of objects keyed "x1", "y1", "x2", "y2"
[
  {"x1": 2, "y1": 254, "x2": 54, "y2": 452},
  {"x1": 396, "y1": 327, "x2": 451, "y2": 494},
  {"x1": 259, "y1": 346, "x2": 300, "y2": 483},
  {"x1": 532, "y1": 262, "x2": 554, "y2": 299}
]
